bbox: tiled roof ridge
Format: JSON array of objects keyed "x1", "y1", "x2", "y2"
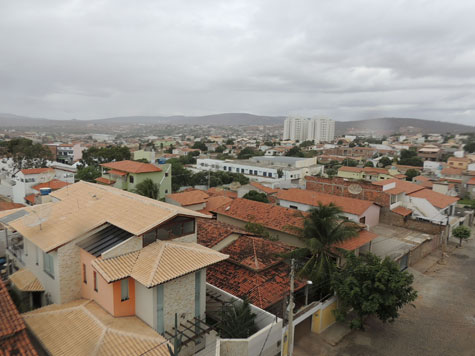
[
  {"x1": 23, "y1": 300, "x2": 90, "y2": 318},
  {"x1": 91, "y1": 328, "x2": 107, "y2": 356},
  {"x1": 252, "y1": 238, "x2": 259, "y2": 270},
  {"x1": 147, "y1": 243, "x2": 167, "y2": 286}
]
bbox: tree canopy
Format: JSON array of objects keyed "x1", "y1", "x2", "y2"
[
  {"x1": 218, "y1": 299, "x2": 257, "y2": 338},
  {"x1": 81, "y1": 146, "x2": 131, "y2": 166},
  {"x1": 192, "y1": 141, "x2": 208, "y2": 151},
  {"x1": 364, "y1": 161, "x2": 374, "y2": 168},
  {"x1": 452, "y1": 225, "x2": 471, "y2": 247},
  {"x1": 379, "y1": 156, "x2": 393, "y2": 167},
  {"x1": 76, "y1": 166, "x2": 101, "y2": 182},
  {"x1": 332, "y1": 252, "x2": 418, "y2": 330},
  {"x1": 134, "y1": 178, "x2": 160, "y2": 199},
  {"x1": 0, "y1": 138, "x2": 53, "y2": 170},
  {"x1": 285, "y1": 146, "x2": 305, "y2": 157},
  {"x1": 243, "y1": 190, "x2": 269, "y2": 203},
  {"x1": 237, "y1": 147, "x2": 262, "y2": 159},
  {"x1": 398, "y1": 149, "x2": 423, "y2": 167},
  {"x1": 405, "y1": 169, "x2": 420, "y2": 181}
]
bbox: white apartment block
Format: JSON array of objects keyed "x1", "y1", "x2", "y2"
[{"x1": 283, "y1": 117, "x2": 335, "y2": 143}]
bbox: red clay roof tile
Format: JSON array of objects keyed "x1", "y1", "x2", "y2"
[
  {"x1": 101, "y1": 160, "x2": 162, "y2": 173},
  {"x1": 32, "y1": 179, "x2": 70, "y2": 191}
]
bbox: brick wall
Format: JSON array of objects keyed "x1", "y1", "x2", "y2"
[
  {"x1": 379, "y1": 208, "x2": 445, "y2": 235},
  {"x1": 305, "y1": 176, "x2": 390, "y2": 207}
]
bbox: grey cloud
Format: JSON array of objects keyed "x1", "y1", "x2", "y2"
[{"x1": 1, "y1": 0, "x2": 475, "y2": 125}]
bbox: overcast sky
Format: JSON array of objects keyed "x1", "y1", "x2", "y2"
[{"x1": 1, "y1": 0, "x2": 475, "y2": 124}]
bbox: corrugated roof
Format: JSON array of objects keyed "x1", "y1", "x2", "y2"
[
  {"x1": 92, "y1": 240, "x2": 228, "y2": 287},
  {"x1": 77, "y1": 224, "x2": 133, "y2": 257},
  {"x1": 23, "y1": 299, "x2": 170, "y2": 356},
  {"x1": 9, "y1": 269, "x2": 45, "y2": 292},
  {"x1": 0, "y1": 181, "x2": 210, "y2": 253}
]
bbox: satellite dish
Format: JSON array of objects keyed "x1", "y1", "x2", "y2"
[
  {"x1": 348, "y1": 184, "x2": 363, "y2": 195},
  {"x1": 23, "y1": 205, "x2": 52, "y2": 230}
]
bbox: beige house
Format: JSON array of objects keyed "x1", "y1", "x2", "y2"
[{"x1": 1, "y1": 182, "x2": 227, "y2": 356}]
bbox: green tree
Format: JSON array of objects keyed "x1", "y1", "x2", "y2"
[
  {"x1": 215, "y1": 145, "x2": 226, "y2": 153},
  {"x1": 342, "y1": 158, "x2": 358, "y2": 167},
  {"x1": 379, "y1": 156, "x2": 393, "y2": 167},
  {"x1": 364, "y1": 161, "x2": 374, "y2": 168},
  {"x1": 225, "y1": 138, "x2": 234, "y2": 145},
  {"x1": 218, "y1": 299, "x2": 257, "y2": 338},
  {"x1": 405, "y1": 169, "x2": 420, "y2": 181},
  {"x1": 192, "y1": 141, "x2": 208, "y2": 151},
  {"x1": 277, "y1": 168, "x2": 284, "y2": 178},
  {"x1": 134, "y1": 178, "x2": 160, "y2": 199},
  {"x1": 243, "y1": 190, "x2": 269, "y2": 203},
  {"x1": 81, "y1": 146, "x2": 131, "y2": 166},
  {"x1": 464, "y1": 142, "x2": 475, "y2": 153},
  {"x1": 284, "y1": 203, "x2": 358, "y2": 294},
  {"x1": 238, "y1": 147, "x2": 261, "y2": 159},
  {"x1": 299, "y1": 140, "x2": 314, "y2": 148},
  {"x1": 285, "y1": 146, "x2": 304, "y2": 157},
  {"x1": 332, "y1": 252, "x2": 418, "y2": 330},
  {"x1": 452, "y1": 225, "x2": 471, "y2": 247},
  {"x1": 0, "y1": 138, "x2": 53, "y2": 170},
  {"x1": 76, "y1": 166, "x2": 101, "y2": 182},
  {"x1": 245, "y1": 221, "x2": 271, "y2": 239}
]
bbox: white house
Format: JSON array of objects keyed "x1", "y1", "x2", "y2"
[{"x1": 12, "y1": 168, "x2": 56, "y2": 204}]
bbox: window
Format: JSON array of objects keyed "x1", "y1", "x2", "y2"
[
  {"x1": 43, "y1": 252, "x2": 54, "y2": 278},
  {"x1": 359, "y1": 216, "x2": 366, "y2": 224},
  {"x1": 121, "y1": 279, "x2": 129, "y2": 301},
  {"x1": 93, "y1": 271, "x2": 98, "y2": 292},
  {"x1": 289, "y1": 205, "x2": 298, "y2": 209},
  {"x1": 165, "y1": 189, "x2": 168, "y2": 194},
  {"x1": 129, "y1": 175, "x2": 134, "y2": 183},
  {"x1": 145, "y1": 217, "x2": 195, "y2": 245},
  {"x1": 268, "y1": 173, "x2": 272, "y2": 177},
  {"x1": 390, "y1": 194, "x2": 397, "y2": 205},
  {"x1": 263, "y1": 172, "x2": 267, "y2": 177},
  {"x1": 165, "y1": 172, "x2": 169, "y2": 177},
  {"x1": 83, "y1": 264, "x2": 87, "y2": 284}
]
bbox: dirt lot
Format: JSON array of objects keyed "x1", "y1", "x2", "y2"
[{"x1": 294, "y1": 236, "x2": 475, "y2": 356}]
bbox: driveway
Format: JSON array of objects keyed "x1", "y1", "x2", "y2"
[{"x1": 294, "y1": 236, "x2": 475, "y2": 356}]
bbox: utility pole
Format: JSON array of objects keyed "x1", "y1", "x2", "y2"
[
  {"x1": 287, "y1": 258, "x2": 295, "y2": 356},
  {"x1": 208, "y1": 170, "x2": 211, "y2": 189}
]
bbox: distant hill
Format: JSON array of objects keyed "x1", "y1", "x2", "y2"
[
  {"x1": 96, "y1": 113, "x2": 286, "y2": 126},
  {"x1": 0, "y1": 112, "x2": 473, "y2": 134},
  {"x1": 335, "y1": 117, "x2": 475, "y2": 135}
]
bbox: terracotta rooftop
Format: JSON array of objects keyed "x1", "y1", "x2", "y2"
[
  {"x1": 221, "y1": 235, "x2": 294, "y2": 271},
  {"x1": 467, "y1": 177, "x2": 475, "y2": 185},
  {"x1": 374, "y1": 178, "x2": 425, "y2": 195},
  {"x1": 167, "y1": 189, "x2": 210, "y2": 206},
  {"x1": 24, "y1": 194, "x2": 36, "y2": 204},
  {"x1": 197, "y1": 218, "x2": 248, "y2": 248},
  {"x1": 95, "y1": 177, "x2": 115, "y2": 185},
  {"x1": 93, "y1": 240, "x2": 228, "y2": 287},
  {"x1": 0, "y1": 181, "x2": 209, "y2": 253},
  {"x1": 408, "y1": 189, "x2": 459, "y2": 209},
  {"x1": 0, "y1": 202, "x2": 25, "y2": 211},
  {"x1": 9, "y1": 269, "x2": 45, "y2": 292},
  {"x1": 32, "y1": 179, "x2": 70, "y2": 192},
  {"x1": 213, "y1": 198, "x2": 306, "y2": 236},
  {"x1": 448, "y1": 157, "x2": 470, "y2": 162},
  {"x1": 204, "y1": 195, "x2": 233, "y2": 213},
  {"x1": 0, "y1": 279, "x2": 38, "y2": 356},
  {"x1": 23, "y1": 299, "x2": 169, "y2": 356},
  {"x1": 441, "y1": 167, "x2": 464, "y2": 176},
  {"x1": 20, "y1": 168, "x2": 54, "y2": 175},
  {"x1": 333, "y1": 230, "x2": 378, "y2": 251},
  {"x1": 107, "y1": 169, "x2": 127, "y2": 176},
  {"x1": 338, "y1": 166, "x2": 362, "y2": 173},
  {"x1": 249, "y1": 182, "x2": 278, "y2": 194},
  {"x1": 391, "y1": 206, "x2": 413, "y2": 217},
  {"x1": 276, "y1": 188, "x2": 375, "y2": 216},
  {"x1": 207, "y1": 187, "x2": 237, "y2": 199},
  {"x1": 101, "y1": 160, "x2": 162, "y2": 173}
]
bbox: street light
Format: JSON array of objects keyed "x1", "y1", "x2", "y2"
[{"x1": 305, "y1": 280, "x2": 313, "y2": 306}]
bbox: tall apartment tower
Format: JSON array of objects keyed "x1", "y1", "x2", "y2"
[
  {"x1": 283, "y1": 117, "x2": 309, "y2": 141},
  {"x1": 307, "y1": 117, "x2": 335, "y2": 143},
  {"x1": 283, "y1": 116, "x2": 335, "y2": 143}
]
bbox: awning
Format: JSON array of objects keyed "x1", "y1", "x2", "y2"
[{"x1": 9, "y1": 269, "x2": 44, "y2": 292}]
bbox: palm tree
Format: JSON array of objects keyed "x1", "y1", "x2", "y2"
[
  {"x1": 285, "y1": 203, "x2": 358, "y2": 295},
  {"x1": 134, "y1": 178, "x2": 160, "y2": 199}
]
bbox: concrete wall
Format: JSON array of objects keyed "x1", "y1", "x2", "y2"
[
  {"x1": 19, "y1": 238, "x2": 60, "y2": 304},
  {"x1": 135, "y1": 281, "x2": 156, "y2": 329}
]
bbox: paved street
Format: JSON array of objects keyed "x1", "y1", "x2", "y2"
[{"x1": 294, "y1": 236, "x2": 475, "y2": 356}]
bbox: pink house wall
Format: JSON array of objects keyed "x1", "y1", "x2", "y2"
[
  {"x1": 360, "y1": 204, "x2": 380, "y2": 228},
  {"x1": 79, "y1": 249, "x2": 115, "y2": 316}
]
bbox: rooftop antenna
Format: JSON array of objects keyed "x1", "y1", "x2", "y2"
[{"x1": 23, "y1": 205, "x2": 52, "y2": 230}]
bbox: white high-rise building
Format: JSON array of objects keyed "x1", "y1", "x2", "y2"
[
  {"x1": 307, "y1": 117, "x2": 335, "y2": 143},
  {"x1": 283, "y1": 117, "x2": 309, "y2": 142},
  {"x1": 283, "y1": 117, "x2": 335, "y2": 143}
]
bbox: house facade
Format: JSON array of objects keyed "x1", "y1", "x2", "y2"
[{"x1": 96, "y1": 160, "x2": 171, "y2": 199}]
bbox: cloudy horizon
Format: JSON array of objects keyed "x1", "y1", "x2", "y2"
[{"x1": 1, "y1": 0, "x2": 475, "y2": 124}]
